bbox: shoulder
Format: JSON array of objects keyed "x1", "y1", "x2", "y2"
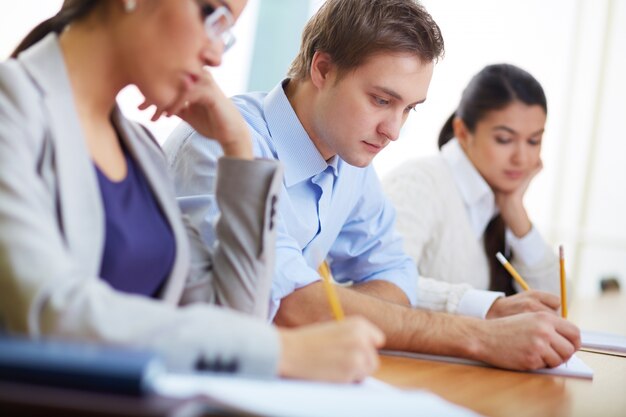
[
  {"x1": 382, "y1": 154, "x2": 450, "y2": 195},
  {"x1": 231, "y1": 92, "x2": 266, "y2": 118},
  {"x1": 0, "y1": 59, "x2": 48, "y2": 151},
  {"x1": 0, "y1": 59, "x2": 45, "y2": 121},
  {"x1": 231, "y1": 92, "x2": 275, "y2": 157},
  {"x1": 231, "y1": 92, "x2": 270, "y2": 138},
  {"x1": 381, "y1": 155, "x2": 461, "y2": 221}
]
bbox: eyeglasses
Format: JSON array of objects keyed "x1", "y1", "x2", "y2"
[{"x1": 197, "y1": 2, "x2": 236, "y2": 52}]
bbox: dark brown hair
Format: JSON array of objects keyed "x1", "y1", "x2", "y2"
[
  {"x1": 287, "y1": 0, "x2": 444, "y2": 81},
  {"x1": 438, "y1": 64, "x2": 547, "y2": 294},
  {"x1": 10, "y1": 0, "x2": 100, "y2": 59}
]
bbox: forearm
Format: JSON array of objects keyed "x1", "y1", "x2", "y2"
[
  {"x1": 275, "y1": 282, "x2": 580, "y2": 370},
  {"x1": 274, "y1": 282, "x2": 480, "y2": 357},
  {"x1": 352, "y1": 280, "x2": 410, "y2": 305},
  {"x1": 401, "y1": 310, "x2": 484, "y2": 359},
  {"x1": 357, "y1": 275, "x2": 500, "y2": 319}
]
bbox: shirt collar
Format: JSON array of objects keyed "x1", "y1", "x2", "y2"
[
  {"x1": 263, "y1": 79, "x2": 338, "y2": 187},
  {"x1": 441, "y1": 138, "x2": 498, "y2": 237}
]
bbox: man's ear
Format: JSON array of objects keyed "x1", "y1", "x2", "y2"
[
  {"x1": 310, "y1": 51, "x2": 335, "y2": 89},
  {"x1": 453, "y1": 117, "x2": 471, "y2": 147}
]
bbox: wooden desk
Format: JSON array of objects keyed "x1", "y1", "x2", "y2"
[
  {"x1": 1, "y1": 295, "x2": 622, "y2": 416},
  {"x1": 375, "y1": 293, "x2": 626, "y2": 417}
]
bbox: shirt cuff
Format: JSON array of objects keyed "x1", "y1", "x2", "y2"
[
  {"x1": 456, "y1": 289, "x2": 504, "y2": 319},
  {"x1": 505, "y1": 226, "x2": 547, "y2": 267}
]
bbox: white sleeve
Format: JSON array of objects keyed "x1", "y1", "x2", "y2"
[{"x1": 416, "y1": 277, "x2": 503, "y2": 318}]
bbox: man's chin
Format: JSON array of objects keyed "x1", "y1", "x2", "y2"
[{"x1": 342, "y1": 155, "x2": 374, "y2": 168}]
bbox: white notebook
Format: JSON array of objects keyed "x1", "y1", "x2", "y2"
[
  {"x1": 381, "y1": 350, "x2": 593, "y2": 379},
  {"x1": 582, "y1": 330, "x2": 626, "y2": 354},
  {"x1": 152, "y1": 374, "x2": 483, "y2": 417}
]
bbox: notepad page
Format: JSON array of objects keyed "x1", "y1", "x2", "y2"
[
  {"x1": 582, "y1": 330, "x2": 626, "y2": 353},
  {"x1": 381, "y1": 350, "x2": 593, "y2": 379},
  {"x1": 532, "y1": 354, "x2": 593, "y2": 378},
  {"x1": 152, "y1": 374, "x2": 483, "y2": 417}
]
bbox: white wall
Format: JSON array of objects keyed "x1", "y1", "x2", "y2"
[
  {"x1": 567, "y1": 0, "x2": 626, "y2": 295},
  {"x1": 0, "y1": 1, "x2": 63, "y2": 55},
  {"x1": 2, "y1": 0, "x2": 624, "y2": 295}
]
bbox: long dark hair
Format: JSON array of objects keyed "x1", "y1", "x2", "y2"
[
  {"x1": 438, "y1": 64, "x2": 547, "y2": 294},
  {"x1": 10, "y1": 0, "x2": 100, "y2": 59}
]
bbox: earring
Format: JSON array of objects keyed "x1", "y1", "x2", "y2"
[{"x1": 124, "y1": 0, "x2": 137, "y2": 12}]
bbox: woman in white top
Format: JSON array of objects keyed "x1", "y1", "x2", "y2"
[
  {"x1": 384, "y1": 64, "x2": 563, "y2": 319},
  {"x1": 0, "y1": 0, "x2": 383, "y2": 382}
]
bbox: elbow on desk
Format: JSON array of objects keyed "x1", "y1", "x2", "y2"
[{"x1": 273, "y1": 284, "x2": 334, "y2": 327}]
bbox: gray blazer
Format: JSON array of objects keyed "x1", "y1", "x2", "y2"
[{"x1": 0, "y1": 34, "x2": 283, "y2": 375}]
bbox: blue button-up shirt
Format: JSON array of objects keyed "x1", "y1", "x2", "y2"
[{"x1": 165, "y1": 81, "x2": 417, "y2": 319}]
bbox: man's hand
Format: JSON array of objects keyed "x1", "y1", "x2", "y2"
[
  {"x1": 473, "y1": 312, "x2": 580, "y2": 370},
  {"x1": 486, "y1": 291, "x2": 560, "y2": 319}
]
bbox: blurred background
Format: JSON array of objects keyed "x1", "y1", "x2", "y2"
[{"x1": 1, "y1": 0, "x2": 624, "y2": 298}]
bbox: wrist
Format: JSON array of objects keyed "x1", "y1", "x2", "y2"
[
  {"x1": 507, "y1": 218, "x2": 532, "y2": 238},
  {"x1": 485, "y1": 296, "x2": 504, "y2": 319},
  {"x1": 221, "y1": 139, "x2": 254, "y2": 160},
  {"x1": 436, "y1": 314, "x2": 485, "y2": 359},
  {"x1": 463, "y1": 318, "x2": 490, "y2": 362},
  {"x1": 276, "y1": 328, "x2": 297, "y2": 377},
  {"x1": 499, "y1": 204, "x2": 531, "y2": 237}
]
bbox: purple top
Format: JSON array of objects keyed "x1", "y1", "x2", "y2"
[{"x1": 95, "y1": 151, "x2": 175, "y2": 297}]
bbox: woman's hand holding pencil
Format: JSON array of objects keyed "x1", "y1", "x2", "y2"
[{"x1": 486, "y1": 252, "x2": 562, "y2": 319}]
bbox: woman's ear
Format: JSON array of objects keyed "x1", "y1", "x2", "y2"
[
  {"x1": 309, "y1": 51, "x2": 335, "y2": 90},
  {"x1": 453, "y1": 117, "x2": 470, "y2": 147}
]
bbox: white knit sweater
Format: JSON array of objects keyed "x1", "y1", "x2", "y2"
[{"x1": 382, "y1": 147, "x2": 559, "y2": 317}]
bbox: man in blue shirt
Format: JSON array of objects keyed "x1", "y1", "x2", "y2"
[{"x1": 165, "y1": 0, "x2": 580, "y2": 371}]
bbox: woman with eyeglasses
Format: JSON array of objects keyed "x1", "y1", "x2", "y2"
[
  {"x1": 0, "y1": 0, "x2": 384, "y2": 382},
  {"x1": 383, "y1": 64, "x2": 563, "y2": 320}
]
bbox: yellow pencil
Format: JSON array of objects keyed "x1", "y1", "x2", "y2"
[
  {"x1": 495, "y1": 252, "x2": 531, "y2": 291},
  {"x1": 559, "y1": 245, "x2": 568, "y2": 319},
  {"x1": 318, "y1": 261, "x2": 345, "y2": 321}
]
